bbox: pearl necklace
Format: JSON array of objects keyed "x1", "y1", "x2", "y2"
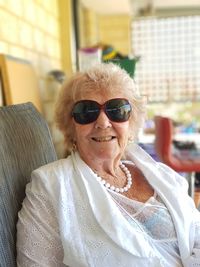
[{"x1": 95, "y1": 162, "x2": 132, "y2": 193}]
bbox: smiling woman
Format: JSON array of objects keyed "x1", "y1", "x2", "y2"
[
  {"x1": 17, "y1": 63, "x2": 200, "y2": 267},
  {"x1": 55, "y1": 62, "x2": 145, "y2": 155}
]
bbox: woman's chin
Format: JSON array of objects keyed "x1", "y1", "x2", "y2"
[{"x1": 92, "y1": 148, "x2": 119, "y2": 161}]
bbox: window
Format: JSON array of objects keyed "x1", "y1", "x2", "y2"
[{"x1": 132, "y1": 16, "x2": 200, "y2": 102}]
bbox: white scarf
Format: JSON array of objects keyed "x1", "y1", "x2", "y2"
[{"x1": 60, "y1": 143, "x2": 199, "y2": 266}]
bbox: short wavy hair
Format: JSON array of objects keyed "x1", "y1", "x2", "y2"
[{"x1": 55, "y1": 62, "x2": 146, "y2": 153}]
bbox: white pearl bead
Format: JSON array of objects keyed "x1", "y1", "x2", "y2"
[
  {"x1": 105, "y1": 183, "x2": 110, "y2": 188},
  {"x1": 96, "y1": 176, "x2": 102, "y2": 182}
]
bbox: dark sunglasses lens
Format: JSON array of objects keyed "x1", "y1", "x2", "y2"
[
  {"x1": 72, "y1": 100, "x2": 99, "y2": 124},
  {"x1": 106, "y1": 99, "x2": 132, "y2": 122}
]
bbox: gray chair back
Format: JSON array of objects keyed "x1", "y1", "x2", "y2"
[{"x1": 0, "y1": 102, "x2": 57, "y2": 267}]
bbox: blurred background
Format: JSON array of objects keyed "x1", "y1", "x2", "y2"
[{"x1": 0, "y1": 0, "x2": 200, "y2": 158}]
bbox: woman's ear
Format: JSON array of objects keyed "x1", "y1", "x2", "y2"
[{"x1": 72, "y1": 142, "x2": 77, "y2": 151}]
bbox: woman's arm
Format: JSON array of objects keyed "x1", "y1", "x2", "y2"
[
  {"x1": 16, "y1": 171, "x2": 66, "y2": 267},
  {"x1": 185, "y1": 211, "x2": 200, "y2": 266},
  {"x1": 194, "y1": 216, "x2": 200, "y2": 249}
]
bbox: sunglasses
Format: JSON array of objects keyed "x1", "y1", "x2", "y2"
[{"x1": 72, "y1": 98, "x2": 132, "y2": 125}]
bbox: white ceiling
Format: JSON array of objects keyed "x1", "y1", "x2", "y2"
[{"x1": 80, "y1": 0, "x2": 200, "y2": 14}]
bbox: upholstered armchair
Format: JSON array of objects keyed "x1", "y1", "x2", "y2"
[{"x1": 0, "y1": 102, "x2": 57, "y2": 267}]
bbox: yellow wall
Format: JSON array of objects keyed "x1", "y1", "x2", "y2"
[
  {"x1": 98, "y1": 15, "x2": 131, "y2": 55},
  {"x1": 78, "y1": 7, "x2": 99, "y2": 47},
  {"x1": 0, "y1": 0, "x2": 74, "y2": 157},
  {"x1": 0, "y1": 0, "x2": 61, "y2": 82},
  {"x1": 58, "y1": 0, "x2": 76, "y2": 74},
  {"x1": 78, "y1": 5, "x2": 131, "y2": 55}
]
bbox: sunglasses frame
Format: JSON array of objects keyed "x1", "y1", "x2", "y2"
[{"x1": 72, "y1": 98, "x2": 132, "y2": 125}]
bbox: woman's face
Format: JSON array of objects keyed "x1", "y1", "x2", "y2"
[{"x1": 72, "y1": 90, "x2": 131, "y2": 166}]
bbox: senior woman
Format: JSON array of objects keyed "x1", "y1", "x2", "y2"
[{"x1": 17, "y1": 63, "x2": 200, "y2": 267}]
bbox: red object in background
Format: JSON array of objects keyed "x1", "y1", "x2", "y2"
[
  {"x1": 154, "y1": 116, "x2": 200, "y2": 172},
  {"x1": 154, "y1": 116, "x2": 200, "y2": 205}
]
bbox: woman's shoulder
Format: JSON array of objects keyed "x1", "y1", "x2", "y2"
[
  {"x1": 156, "y1": 161, "x2": 189, "y2": 191},
  {"x1": 30, "y1": 156, "x2": 74, "y2": 188},
  {"x1": 33, "y1": 156, "x2": 72, "y2": 174}
]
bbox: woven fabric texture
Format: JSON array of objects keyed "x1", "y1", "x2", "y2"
[{"x1": 0, "y1": 102, "x2": 57, "y2": 267}]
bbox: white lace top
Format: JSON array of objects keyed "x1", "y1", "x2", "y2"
[
  {"x1": 17, "y1": 187, "x2": 66, "y2": 267},
  {"x1": 17, "y1": 145, "x2": 200, "y2": 267},
  {"x1": 17, "y1": 184, "x2": 200, "y2": 267},
  {"x1": 110, "y1": 190, "x2": 183, "y2": 266}
]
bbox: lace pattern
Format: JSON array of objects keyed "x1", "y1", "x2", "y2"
[
  {"x1": 17, "y1": 174, "x2": 200, "y2": 267},
  {"x1": 195, "y1": 221, "x2": 200, "y2": 249},
  {"x1": 110, "y1": 191, "x2": 177, "y2": 240},
  {"x1": 17, "y1": 186, "x2": 66, "y2": 267}
]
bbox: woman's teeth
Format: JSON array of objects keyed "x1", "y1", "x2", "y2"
[{"x1": 92, "y1": 136, "x2": 114, "y2": 142}]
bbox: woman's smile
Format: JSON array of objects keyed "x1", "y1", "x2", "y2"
[{"x1": 91, "y1": 135, "x2": 116, "y2": 142}]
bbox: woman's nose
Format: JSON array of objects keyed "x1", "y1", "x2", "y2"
[{"x1": 94, "y1": 110, "x2": 112, "y2": 129}]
